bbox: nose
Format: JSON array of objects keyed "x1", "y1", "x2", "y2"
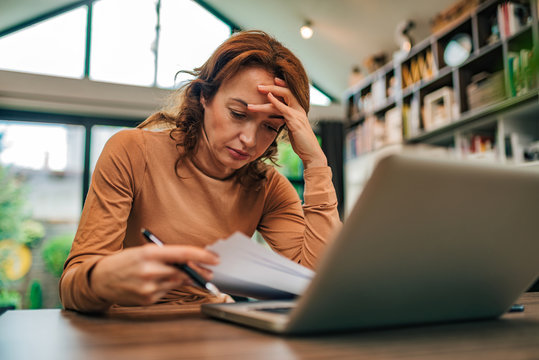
[{"x1": 239, "y1": 121, "x2": 257, "y2": 148}]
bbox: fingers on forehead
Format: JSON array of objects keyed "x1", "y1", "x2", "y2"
[
  {"x1": 261, "y1": 84, "x2": 289, "y2": 95},
  {"x1": 247, "y1": 103, "x2": 275, "y2": 112},
  {"x1": 274, "y1": 78, "x2": 286, "y2": 86},
  {"x1": 268, "y1": 92, "x2": 290, "y2": 112}
]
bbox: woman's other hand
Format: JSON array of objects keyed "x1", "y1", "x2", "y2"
[
  {"x1": 248, "y1": 77, "x2": 328, "y2": 169},
  {"x1": 90, "y1": 244, "x2": 219, "y2": 306}
]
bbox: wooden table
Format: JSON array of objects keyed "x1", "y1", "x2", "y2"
[{"x1": 2, "y1": 293, "x2": 539, "y2": 360}]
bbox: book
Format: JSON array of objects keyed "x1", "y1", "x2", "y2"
[
  {"x1": 497, "y1": 1, "x2": 530, "y2": 38},
  {"x1": 372, "y1": 77, "x2": 386, "y2": 107},
  {"x1": 425, "y1": 49, "x2": 436, "y2": 77},
  {"x1": 384, "y1": 107, "x2": 403, "y2": 144},
  {"x1": 507, "y1": 49, "x2": 533, "y2": 97},
  {"x1": 345, "y1": 130, "x2": 357, "y2": 160},
  {"x1": 402, "y1": 104, "x2": 411, "y2": 139},
  {"x1": 409, "y1": 95, "x2": 421, "y2": 135},
  {"x1": 497, "y1": 3, "x2": 506, "y2": 39},
  {"x1": 402, "y1": 64, "x2": 413, "y2": 88},
  {"x1": 410, "y1": 58, "x2": 421, "y2": 83},
  {"x1": 206, "y1": 232, "x2": 314, "y2": 299}
]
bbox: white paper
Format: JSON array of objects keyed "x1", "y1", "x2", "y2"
[{"x1": 206, "y1": 232, "x2": 314, "y2": 299}]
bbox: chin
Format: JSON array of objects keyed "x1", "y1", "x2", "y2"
[
  {"x1": 230, "y1": 161, "x2": 250, "y2": 170},
  {"x1": 219, "y1": 157, "x2": 248, "y2": 172}
]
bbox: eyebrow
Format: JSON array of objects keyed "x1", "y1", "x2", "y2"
[
  {"x1": 231, "y1": 98, "x2": 248, "y2": 107},
  {"x1": 230, "y1": 98, "x2": 285, "y2": 120}
]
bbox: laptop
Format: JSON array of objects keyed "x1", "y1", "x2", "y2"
[{"x1": 201, "y1": 153, "x2": 539, "y2": 334}]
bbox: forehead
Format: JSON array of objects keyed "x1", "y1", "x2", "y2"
[{"x1": 217, "y1": 67, "x2": 274, "y2": 100}]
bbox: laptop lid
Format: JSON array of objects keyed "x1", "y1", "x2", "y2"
[{"x1": 203, "y1": 154, "x2": 539, "y2": 334}]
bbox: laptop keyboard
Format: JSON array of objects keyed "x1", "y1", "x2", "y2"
[{"x1": 255, "y1": 306, "x2": 293, "y2": 314}]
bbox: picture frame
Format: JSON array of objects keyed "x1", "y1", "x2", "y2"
[{"x1": 423, "y1": 86, "x2": 454, "y2": 131}]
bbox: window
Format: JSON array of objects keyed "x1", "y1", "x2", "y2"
[
  {"x1": 90, "y1": 0, "x2": 157, "y2": 86},
  {"x1": 156, "y1": 0, "x2": 231, "y2": 88},
  {"x1": 0, "y1": 0, "x2": 333, "y2": 105},
  {"x1": 310, "y1": 84, "x2": 332, "y2": 106},
  {"x1": 89, "y1": 0, "x2": 231, "y2": 88},
  {"x1": 0, "y1": 7, "x2": 87, "y2": 78},
  {"x1": 0, "y1": 121, "x2": 84, "y2": 309}
]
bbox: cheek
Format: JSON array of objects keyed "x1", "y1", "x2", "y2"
[
  {"x1": 255, "y1": 132, "x2": 278, "y2": 156},
  {"x1": 204, "y1": 105, "x2": 229, "y2": 135}
]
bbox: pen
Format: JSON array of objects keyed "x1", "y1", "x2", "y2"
[{"x1": 141, "y1": 228, "x2": 221, "y2": 297}]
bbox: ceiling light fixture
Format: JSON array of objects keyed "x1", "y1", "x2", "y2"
[{"x1": 300, "y1": 20, "x2": 313, "y2": 39}]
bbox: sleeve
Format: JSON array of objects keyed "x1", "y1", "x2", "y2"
[
  {"x1": 257, "y1": 166, "x2": 342, "y2": 270},
  {"x1": 59, "y1": 129, "x2": 147, "y2": 312}
]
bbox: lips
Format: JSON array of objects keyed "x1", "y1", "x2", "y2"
[{"x1": 227, "y1": 147, "x2": 250, "y2": 160}]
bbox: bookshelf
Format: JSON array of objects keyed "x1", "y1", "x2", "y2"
[{"x1": 344, "y1": 0, "x2": 539, "y2": 212}]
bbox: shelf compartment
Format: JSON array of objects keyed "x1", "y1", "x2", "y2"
[
  {"x1": 419, "y1": 72, "x2": 456, "y2": 133},
  {"x1": 457, "y1": 122, "x2": 499, "y2": 162},
  {"x1": 502, "y1": 99, "x2": 539, "y2": 163},
  {"x1": 507, "y1": 23, "x2": 534, "y2": 50},
  {"x1": 476, "y1": 0, "x2": 504, "y2": 48},
  {"x1": 436, "y1": 17, "x2": 474, "y2": 71},
  {"x1": 506, "y1": 25, "x2": 536, "y2": 98},
  {"x1": 458, "y1": 45, "x2": 505, "y2": 113},
  {"x1": 401, "y1": 44, "x2": 436, "y2": 90},
  {"x1": 497, "y1": 0, "x2": 534, "y2": 40}
]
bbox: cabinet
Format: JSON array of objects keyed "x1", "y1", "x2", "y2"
[{"x1": 344, "y1": 0, "x2": 539, "y2": 212}]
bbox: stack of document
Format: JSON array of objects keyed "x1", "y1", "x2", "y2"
[{"x1": 206, "y1": 232, "x2": 314, "y2": 299}]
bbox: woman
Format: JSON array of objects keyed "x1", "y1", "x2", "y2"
[{"x1": 60, "y1": 30, "x2": 341, "y2": 312}]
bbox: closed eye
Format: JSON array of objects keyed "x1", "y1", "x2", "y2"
[
  {"x1": 265, "y1": 124, "x2": 279, "y2": 132},
  {"x1": 264, "y1": 122, "x2": 283, "y2": 133},
  {"x1": 229, "y1": 109, "x2": 247, "y2": 119}
]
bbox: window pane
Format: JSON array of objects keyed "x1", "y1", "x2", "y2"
[
  {"x1": 310, "y1": 84, "x2": 331, "y2": 106},
  {"x1": 157, "y1": 0, "x2": 231, "y2": 88},
  {"x1": 0, "y1": 121, "x2": 84, "y2": 309},
  {"x1": 0, "y1": 7, "x2": 87, "y2": 78},
  {"x1": 90, "y1": 0, "x2": 157, "y2": 86}
]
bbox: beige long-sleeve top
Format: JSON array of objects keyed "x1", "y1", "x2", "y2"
[{"x1": 60, "y1": 128, "x2": 341, "y2": 312}]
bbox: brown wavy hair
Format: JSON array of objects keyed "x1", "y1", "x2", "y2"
[{"x1": 138, "y1": 30, "x2": 310, "y2": 188}]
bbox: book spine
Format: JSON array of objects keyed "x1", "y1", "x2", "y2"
[
  {"x1": 507, "y1": 55, "x2": 516, "y2": 97},
  {"x1": 504, "y1": 2, "x2": 510, "y2": 37},
  {"x1": 508, "y1": 2, "x2": 515, "y2": 36},
  {"x1": 497, "y1": 4, "x2": 506, "y2": 40}
]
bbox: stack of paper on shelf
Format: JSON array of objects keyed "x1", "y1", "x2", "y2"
[{"x1": 466, "y1": 71, "x2": 505, "y2": 110}]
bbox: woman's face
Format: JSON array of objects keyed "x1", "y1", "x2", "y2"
[{"x1": 198, "y1": 67, "x2": 285, "y2": 178}]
